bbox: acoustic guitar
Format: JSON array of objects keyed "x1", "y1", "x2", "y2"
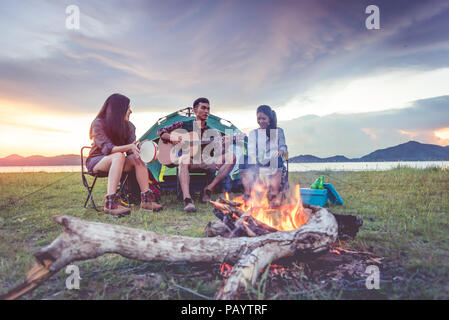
[{"x1": 157, "y1": 129, "x2": 245, "y2": 167}]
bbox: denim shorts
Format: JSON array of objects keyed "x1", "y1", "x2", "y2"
[{"x1": 86, "y1": 155, "x2": 106, "y2": 174}]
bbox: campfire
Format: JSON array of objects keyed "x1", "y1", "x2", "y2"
[
  {"x1": 207, "y1": 181, "x2": 363, "y2": 242},
  {"x1": 207, "y1": 183, "x2": 316, "y2": 238},
  {"x1": 230, "y1": 183, "x2": 308, "y2": 231}
]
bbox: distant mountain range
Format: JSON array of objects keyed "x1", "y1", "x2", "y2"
[
  {"x1": 0, "y1": 141, "x2": 448, "y2": 166},
  {"x1": 0, "y1": 154, "x2": 82, "y2": 166},
  {"x1": 289, "y1": 141, "x2": 449, "y2": 162}
]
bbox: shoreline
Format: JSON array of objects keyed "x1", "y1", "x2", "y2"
[{"x1": 1, "y1": 161, "x2": 448, "y2": 173}]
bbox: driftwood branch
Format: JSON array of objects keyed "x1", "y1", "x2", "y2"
[{"x1": 2, "y1": 207, "x2": 338, "y2": 300}]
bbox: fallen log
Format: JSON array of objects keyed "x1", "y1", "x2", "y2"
[{"x1": 1, "y1": 206, "x2": 338, "y2": 300}]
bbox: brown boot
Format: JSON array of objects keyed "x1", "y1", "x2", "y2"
[
  {"x1": 104, "y1": 193, "x2": 131, "y2": 217},
  {"x1": 140, "y1": 189, "x2": 163, "y2": 212}
]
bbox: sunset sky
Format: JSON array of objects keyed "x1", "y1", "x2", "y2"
[{"x1": 0, "y1": 0, "x2": 448, "y2": 158}]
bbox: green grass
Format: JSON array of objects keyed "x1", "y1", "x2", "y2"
[{"x1": 0, "y1": 167, "x2": 448, "y2": 299}]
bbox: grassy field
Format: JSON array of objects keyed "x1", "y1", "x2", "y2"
[{"x1": 0, "y1": 167, "x2": 448, "y2": 300}]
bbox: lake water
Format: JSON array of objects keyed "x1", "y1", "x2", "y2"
[
  {"x1": 1, "y1": 161, "x2": 448, "y2": 173},
  {"x1": 0, "y1": 166, "x2": 81, "y2": 173},
  {"x1": 288, "y1": 161, "x2": 449, "y2": 172}
]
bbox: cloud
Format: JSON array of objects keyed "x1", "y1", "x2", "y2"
[
  {"x1": 0, "y1": 0, "x2": 448, "y2": 135},
  {"x1": 277, "y1": 67, "x2": 449, "y2": 120},
  {"x1": 1, "y1": 121, "x2": 70, "y2": 133},
  {"x1": 280, "y1": 95, "x2": 449, "y2": 158}
]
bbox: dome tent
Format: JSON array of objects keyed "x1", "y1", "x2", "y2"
[{"x1": 138, "y1": 107, "x2": 244, "y2": 193}]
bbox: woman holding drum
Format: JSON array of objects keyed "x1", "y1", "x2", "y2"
[{"x1": 86, "y1": 93, "x2": 163, "y2": 216}]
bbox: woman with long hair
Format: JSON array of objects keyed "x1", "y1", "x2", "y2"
[
  {"x1": 240, "y1": 105, "x2": 288, "y2": 206},
  {"x1": 86, "y1": 93, "x2": 162, "y2": 216}
]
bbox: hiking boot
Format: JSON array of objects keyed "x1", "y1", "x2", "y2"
[
  {"x1": 201, "y1": 188, "x2": 212, "y2": 203},
  {"x1": 141, "y1": 189, "x2": 163, "y2": 212},
  {"x1": 104, "y1": 193, "x2": 131, "y2": 217},
  {"x1": 183, "y1": 198, "x2": 197, "y2": 213}
]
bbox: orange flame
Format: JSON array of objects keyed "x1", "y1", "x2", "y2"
[
  {"x1": 261, "y1": 264, "x2": 287, "y2": 275},
  {"x1": 220, "y1": 263, "x2": 233, "y2": 277},
  {"x1": 230, "y1": 183, "x2": 309, "y2": 231},
  {"x1": 270, "y1": 264, "x2": 285, "y2": 270}
]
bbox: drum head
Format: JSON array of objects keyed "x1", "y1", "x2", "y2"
[{"x1": 140, "y1": 140, "x2": 158, "y2": 163}]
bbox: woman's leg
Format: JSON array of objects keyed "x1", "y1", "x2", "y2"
[
  {"x1": 92, "y1": 153, "x2": 126, "y2": 195},
  {"x1": 123, "y1": 154, "x2": 162, "y2": 211},
  {"x1": 124, "y1": 154, "x2": 150, "y2": 191}
]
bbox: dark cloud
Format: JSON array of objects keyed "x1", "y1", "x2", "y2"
[{"x1": 0, "y1": 0, "x2": 448, "y2": 116}]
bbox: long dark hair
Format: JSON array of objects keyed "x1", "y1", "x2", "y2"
[
  {"x1": 257, "y1": 105, "x2": 277, "y2": 138},
  {"x1": 89, "y1": 93, "x2": 131, "y2": 145}
]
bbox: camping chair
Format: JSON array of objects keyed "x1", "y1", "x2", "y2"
[{"x1": 81, "y1": 146, "x2": 129, "y2": 211}]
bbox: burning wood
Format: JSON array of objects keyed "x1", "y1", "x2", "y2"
[
  {"x1": 209, "y1": 200, "x2": 278, "y2": 237},
  {"x1": 208, "y1": 185, "x2": 311, "y2": 238},
  {"x1": 207, "y1": 185, "x2": 362, "y2": 241}
]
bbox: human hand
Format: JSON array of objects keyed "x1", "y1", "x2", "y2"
[
  {"x1": 278, "y1": 150, "x2": 285, "y2": 158},
  {"x1": 130, "y1": 153, "x2": 144, "y2": 166},
  {"x1": 221, "y1": 135, "x2": 231, "y2": 148},
  {"x1": 130, "y1": 141, "x2": 140, "y2": 157},
  {"x1": 172, "y1": 135, "x2": 183, "y2": 145}
]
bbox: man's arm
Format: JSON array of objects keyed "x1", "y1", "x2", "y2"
[{"x1": 157, "y1": 121, "x2": 184, "y2": 142}]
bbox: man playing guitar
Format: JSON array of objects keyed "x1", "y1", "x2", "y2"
[{"x1": 157, "y1": 97, "x2": 236, "y2": 212}]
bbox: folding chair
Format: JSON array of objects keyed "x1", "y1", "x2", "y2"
[{"x1": 81, "y1": 146, "x2": 129, "y2": 211}]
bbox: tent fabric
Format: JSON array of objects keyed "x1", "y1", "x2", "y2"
[{"x1": 138, "y1": 107, "x2": 244, "y2": 189}]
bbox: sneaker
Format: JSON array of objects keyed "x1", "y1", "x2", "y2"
[
  {"x1": 183, "y1": 198, "x2": 197, "y2": 213},
  {"x1": 104, "y1": 193, "x2": 131, "y2": 217},
  {"x1": 141, "y1": 189, "x2": 163, "y2": 212},
  {"x1": 201, "y1": 188, "x2": 212, "y2": 203}
]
